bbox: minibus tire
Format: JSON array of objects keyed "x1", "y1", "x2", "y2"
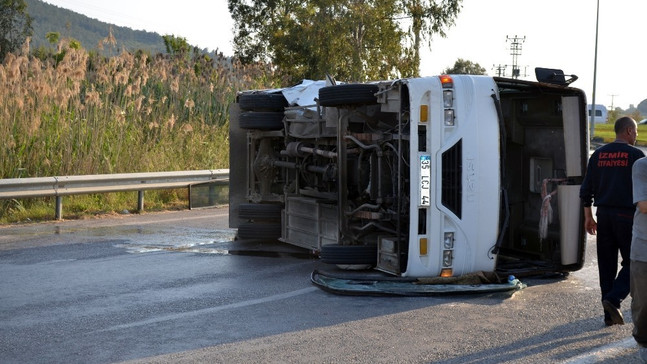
[
  {"x1": 238, "y1": 203, "x2": 282, "y2": 221},
  {"x1": 319, "y1": 244, "x2": 378, "y2": 265},
  {"x1": 318, "y1": 84, "x2": 379, "y2": 107},
  {"x1": 239, "y1": 111, "x2": 284, "y2": 131},
  {"x1": 237, "y1": 222, "x2": 282, "y2": 240},
  {"x1": 239, "y1": 93, "x2": 288, "y2": 111}
]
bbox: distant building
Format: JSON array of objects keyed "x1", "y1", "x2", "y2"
[{"x1": 587, "y1": 104, "x2": 608, "y2": 123}]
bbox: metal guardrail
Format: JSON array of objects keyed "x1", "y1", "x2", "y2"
[{"x1": 0, "y1": 170, "x2": 229, "y2": 220}]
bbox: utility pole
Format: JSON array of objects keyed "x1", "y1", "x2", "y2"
[
  {"x1": 609, "y1": 94, "x2": 618, "y2": 110},
  {"x1": 492, "y1": 64, "x2": 507, "y2": 77},
  {"x1": 590, "y1": 0, "x2": 600, "y2": 140},
  {"x1": 506, "y1": 35, "x2": 526, "y2": 79}
]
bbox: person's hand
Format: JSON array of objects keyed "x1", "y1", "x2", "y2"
[{"x1": 584, "y1": 215, "x2": 597, "y2": 235}]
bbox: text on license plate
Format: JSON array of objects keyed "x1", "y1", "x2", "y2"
[{"x1": 420, "y1": 155, "x2": 431, "y2": 206}]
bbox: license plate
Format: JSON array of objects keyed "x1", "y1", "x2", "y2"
[{"x1": 420, "y1": 155, "x2": 431, "y2": 206}]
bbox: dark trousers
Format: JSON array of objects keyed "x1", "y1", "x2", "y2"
[
  {"x1": 596, "y1": 207, "x2": 633, "y2": 307},
  {"x1": 631, "y1": 260, "x2": 647, "y2": 347}
]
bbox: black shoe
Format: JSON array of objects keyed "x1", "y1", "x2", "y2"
[
  {"x1": 604, "y1": 313, "x2": 613, "y2": 326},
  {"x1": 602, "y1": 300, "x2": 624, "y2": 325},
  {"x1": 604, "y1": 309, "x2": 614, "y2": 326}
]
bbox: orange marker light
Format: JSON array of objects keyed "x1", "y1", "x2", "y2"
[
  {"x1": 440, "y1": 268, "x2": 453, "y2": 277},
  {"x1": 420, "y1": 105, "x2": 428, "y2": 122},
  {"x1": 439, "y1": 75, "x2": 453, "y2": 88}
]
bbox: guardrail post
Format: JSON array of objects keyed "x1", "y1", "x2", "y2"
[
  {"x1": 137, "y1": 191, "x2": 144, "y2": 212},
  {"x1": 55, "y1": 196, "x2": 63, "y2": 220},
  {"x1": 208, "y1": 184, "x2": 216, "y2": 205}
]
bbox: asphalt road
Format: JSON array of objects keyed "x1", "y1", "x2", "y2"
[{"x1": 0, "y1": 207, "x2": 643, "y2": 363}]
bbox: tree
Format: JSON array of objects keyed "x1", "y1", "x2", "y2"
[
  {"x1": 228, "y1": 0, "x2": 462, "y2": 83},
  {"x1": 162, "y1": 34, "x2": 191, "y2": 56},
  {"x1": 442, "y1": 58, "x2": 486, "y2": 75},
  {"x1": 45, "y1": 31, "x2": 60, "y2": 45},
  {"x1": 402, "y1": 0, "x2": 461, "y2": 76},
  {"x1": 0, "y1": 0, "x2": 32, "y2": 60},
  {"x1": 607, "y1": 108, "x2": 621, "y2": 125},
  {"x1": 629, "y1": 109, "x2": 643, "y2": 123}
]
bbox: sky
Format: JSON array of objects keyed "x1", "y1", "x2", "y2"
[{"x1": 43, "y1": 0, "x2": 646, "y2": 110}]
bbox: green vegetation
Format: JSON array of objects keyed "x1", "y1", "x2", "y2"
[
  {"x1": 228, "y1": 0, "x2": 462, "y2": 83},
  {"x1": 595, "y1": 122, "x2": 647, "y2": 146},
  {"x1": 442, "y1": 58, "x2": 487, "y2": 75},
  {"x1": 0, "y1": 36, "x2": 278, "y2": 223}
]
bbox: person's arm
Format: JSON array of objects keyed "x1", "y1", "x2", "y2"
[
  {"x1": 581, "y1": 155, "x2": 596, "y2": 235},
  {"x1": 638, "y1": 201, "x2": 647, "y2": 214},
  {"x1": 583, "y1": 206, "x2": 597, "y2": 235},
  {"x1": 633, "y1": 158, "x2": 647, "y2": 214}
]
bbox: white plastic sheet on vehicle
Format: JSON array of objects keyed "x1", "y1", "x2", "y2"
[{"x1": 281, "y1": 80, "x2": 327, "y2": 109}]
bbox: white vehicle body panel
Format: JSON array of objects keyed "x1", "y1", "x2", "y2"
[{"x1": 404, "y1": 76, "x2": 500, "y2": 277}]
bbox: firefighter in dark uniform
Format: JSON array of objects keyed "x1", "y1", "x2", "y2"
[{"x1": 580, "y1": 116, "x2": 644, "y2": 326}]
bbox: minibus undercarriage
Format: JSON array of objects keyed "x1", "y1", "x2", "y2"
[{"x1": 229, "y1": 74, "x2": 587, "y2": 277}]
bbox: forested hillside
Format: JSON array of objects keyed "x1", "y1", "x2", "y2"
[{"x1": 25, "y1": 0, "x2": 167, "y2": 54}]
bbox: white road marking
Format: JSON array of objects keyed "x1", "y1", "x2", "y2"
[
  {"x1": 563, "y1": 337, "x2": 637, "y2": 363},
  {"x1": 100, "y1": 287, "x2": 318, "y2": 332}
]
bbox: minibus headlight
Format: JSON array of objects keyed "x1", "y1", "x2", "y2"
[
  {"x1": 443, "y1": 90, "x2": 453, "y2": 108},
  {"x1": 443, "y1": 232, "x2": 454, "y2": 249},
  {"x1": 444, "y1": 109, "x2": 455, "y2": 126},
  {"x1": 443, "y1": 250, "x2": 453, "y2": 267}
]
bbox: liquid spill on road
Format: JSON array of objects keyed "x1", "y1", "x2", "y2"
[
  {"x1": 0, "y1": 222, "x2": 237, "y2": 251},
  {"x1": 1, "y1": 220, "x2": 315, "y2": 258},
  {"x1": 115, "y1": 228, "x2": 237, "y2": 255},
  {"x1": 112, "y1": 227, "x2": 315, "y2": 259}
]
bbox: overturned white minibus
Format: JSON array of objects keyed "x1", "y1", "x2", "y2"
[{"x1": 229, "y1": 69, "x2": 588, "y2": 278}]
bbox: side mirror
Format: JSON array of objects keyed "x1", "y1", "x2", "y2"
[{"x1": 535, "y1": 67, "x2": 578, "y2": 86}]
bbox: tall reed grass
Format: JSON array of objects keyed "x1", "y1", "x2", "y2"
[{"x1": 0, "y1": 37, "x2": 278, "y2": 221}]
